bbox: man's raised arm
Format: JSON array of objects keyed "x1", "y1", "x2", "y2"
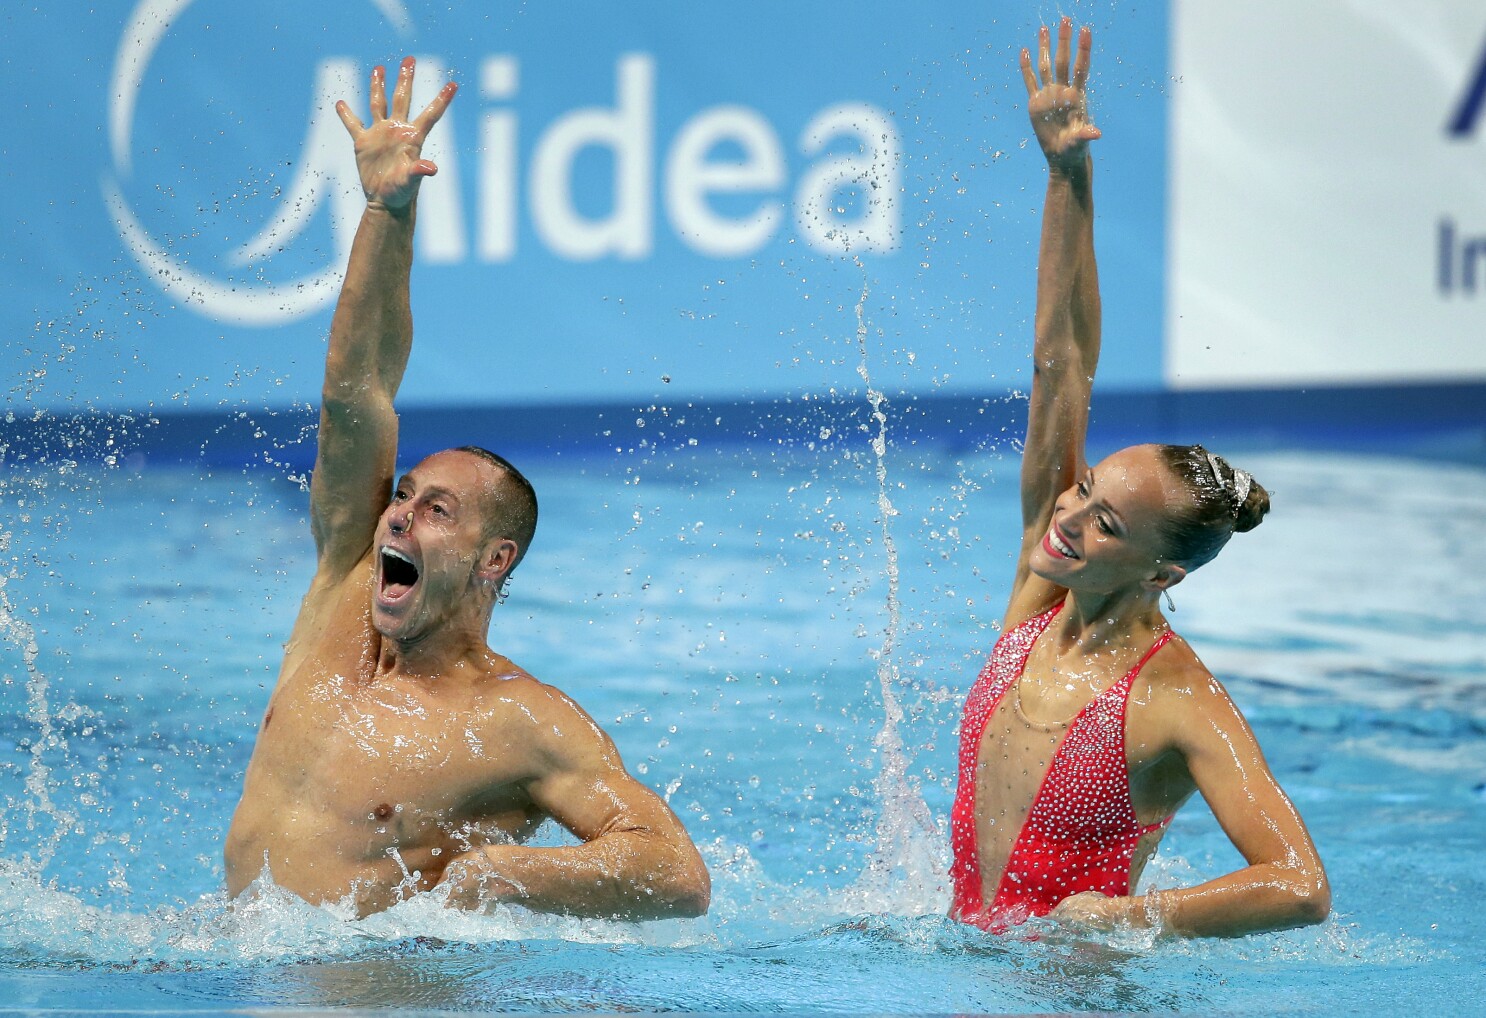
[
  {"x1": 310, "y1": 58, "x2": 457, "y2": 583},
  {"x1": 1006, "y1": 20, "x2": 1103, "y2": 625}
]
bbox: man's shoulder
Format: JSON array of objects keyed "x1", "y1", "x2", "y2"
[
  {"x1": 464, "y1": 659, "x2": 614, "y2": 763},
  {"x1": 289, "y1": 549, "x2": 376, "y2": 635},
  {"x1": 468, "y1": 658, "x2": 588, "y2": 728},
  {"x1": 305, "y1": 547, "x2": 377, "y2": 604},
  {"x1": 281, "y1": 552, "x2": 377, "y2": 668}
]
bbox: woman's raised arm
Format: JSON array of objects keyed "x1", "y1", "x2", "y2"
[{"x1": 1005, "y1": 19, "x2": 1104, "y2": 627}]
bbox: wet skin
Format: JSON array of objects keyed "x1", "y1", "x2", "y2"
[
  {"x1": 972, "y1": 447, "x2": 1203, "y2": 897},
  {"x1": 225, "y1": 454, "x2": 519, "y2": 911},
  {"x1": 982, "y1": 439, "x2": 1330, "y2": 936},
  {"x1": 225, "y1": 597, "x2": 547, "y2": 914},
  {"x1": 225, "y1": 452, "x2": 707, "y2": 917},
  {"x1": 224, "y1": 58, "x2": 707, "y2": 919}
]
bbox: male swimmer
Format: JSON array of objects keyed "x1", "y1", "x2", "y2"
[
  {"x1": 947, "y1": 21, "x2": 1329, "y2": 937},
  {"x1": 224, "y1": 58, "x2": 709, "y2": 920}
]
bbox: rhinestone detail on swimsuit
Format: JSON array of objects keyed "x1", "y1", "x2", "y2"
[{"x1": 948, "y1": 602, "x2": 1173, "y2": 930}]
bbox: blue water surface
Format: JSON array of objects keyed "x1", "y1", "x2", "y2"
[{"x1": 0, "y1": 438, "x2": 1482, "y2": 1013}]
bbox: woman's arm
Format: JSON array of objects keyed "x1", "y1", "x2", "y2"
[
  {"x1": 1054, "y1": 671, "x2": 1330, "y2": 937},
  {"x1": 1005, "y1": 20, "x2": 1105, "y2": 626}
]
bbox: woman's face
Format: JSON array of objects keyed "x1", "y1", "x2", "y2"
[{"x1": 1028, "y1": 444, "x2": 1187, "y2": 593}]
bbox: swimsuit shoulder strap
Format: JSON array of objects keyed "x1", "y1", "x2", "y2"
[
  {"x1": 961, "y1": 601, "x2": 1065, "y2": 736},
  {"x1": 1107, "y1": 626, "x2": 1175, "y2": 700},
  {"x1": 1131, "y1": 627, "x2": 1174, "y2": 677},
  {"x1": 1012, "y1": 599, "x2": 1064, "y2": 639},
  {"x1": 1119, "y1": 627, "x2": 1179, "y2": 835},
  {"x1": 991, "y1": 599, "x2": 1064, "y2": 680}
]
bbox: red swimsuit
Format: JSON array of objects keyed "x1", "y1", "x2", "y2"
[{"x1": 949, "y1": 602, "x2": 1173, "y2": 929}]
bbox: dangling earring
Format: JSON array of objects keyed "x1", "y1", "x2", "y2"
[
  {"x1": 495, "y1": 577, "x2": 511, "y2": 605},
  {"x1": 1163, "y1": 589, "x2": 1175, "y2": 613}
]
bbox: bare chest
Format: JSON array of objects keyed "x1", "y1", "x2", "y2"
[
  {"x1": 226, "y1": 579, "x2": 542, "y2": 905},
  {"x1": 261, "y1": 664, "x2": 527, "y2": 811}
]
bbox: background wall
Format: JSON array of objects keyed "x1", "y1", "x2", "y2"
[{"x1": 1, "y1": 0, "x2": 1482, "y2": 457}]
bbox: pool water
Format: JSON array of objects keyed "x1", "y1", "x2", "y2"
[{"x1": 0, "y1": 440, "x2": 1482, "y2": 1013}]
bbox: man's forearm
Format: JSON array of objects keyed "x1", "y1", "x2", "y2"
[
  {"x1": 443, "y1": 834, "x2": 710, "y2": 921},
  {"x1": 324, "y1": 203, "x2": 417, "y2": 407},
  {"x1": 308, "y1": 202, "x2": 420, "y2": 559}
]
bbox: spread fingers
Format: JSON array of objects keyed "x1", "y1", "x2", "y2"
[
  {"x1": 369, "y1": 64, "x2": 388, "y2": 121},
  {"x1": 334, "y1": 100, "x2": 364, "y2": 137},
  {"x1": 1055, "y1": 17, "x2": 1072, "y2": 86},
  {"x1": 391, "y1": 56, "x2": 415, "y2": 122},
  {"x1": 413, "y1": 81, "x2": 459, "y2": 135},
  {"x1": 1072, "y1": 25, "x2": 1093, "y2": 92}
]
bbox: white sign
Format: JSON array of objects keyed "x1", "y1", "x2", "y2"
[{"x1": 1166, "y1": 0, "x2": 1486, "y2": 387}]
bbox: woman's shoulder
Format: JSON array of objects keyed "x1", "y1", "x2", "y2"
[
  {"x1": 1131, "y1": 633, "x2": 1254, "y2": 748},
  {"x1": 1000, "y1": 594, "x2": 1066, "y2": 638},
  {"x1": 986, "y1": 598, "x2": 1064, "y2": 665}
]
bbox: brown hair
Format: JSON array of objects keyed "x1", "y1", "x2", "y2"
[
  {"x1": 1153, "y1": 444, "x2": 1269, "y2": 570},
  {"x1": 453, "y1": 445, "x2": 539, "y2": 571}
]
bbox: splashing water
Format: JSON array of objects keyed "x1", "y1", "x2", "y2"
[
  {"x1": 0, "y1": 500, "x2": 78, "y2": 879},
  {"x1": 0, "y1": 446, "x2": 1477, "y2": 1013},
  {"x1": 841, "y1": 259, "x2": 947, "y2": 915}
]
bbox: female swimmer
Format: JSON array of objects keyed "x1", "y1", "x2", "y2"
[{"x1": 948, "y1": 19, "x2": 1329, "y2": 937}]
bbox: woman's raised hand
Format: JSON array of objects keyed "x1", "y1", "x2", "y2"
[{"x1": 1020, "y1": 18, "x2": 1101, "y2": 169}]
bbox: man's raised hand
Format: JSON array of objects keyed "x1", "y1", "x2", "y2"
[
  {"x1": 335, "y1": 56, "x2": 458, "y2": 211},
  {"x1": 1020, "y1": 18, "x2": 1100, "y2": 170}
]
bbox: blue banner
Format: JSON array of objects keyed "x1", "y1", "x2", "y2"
[{"x1": 2, "y1": 1, "x2": 1169, "y2": 415}]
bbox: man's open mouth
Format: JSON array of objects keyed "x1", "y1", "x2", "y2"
[{"x1": 380, "y1": 546, "x2": 421, "y2": 599}]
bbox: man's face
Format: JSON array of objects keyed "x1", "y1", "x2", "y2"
[{"x1": 371, "y1": 450, "x2": 502, "y2": 642}]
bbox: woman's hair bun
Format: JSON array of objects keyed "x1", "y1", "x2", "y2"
[
  {"x1": 1233, "y1": 478, "x2": 1269, "y2": 534},
  {"x1": 1155, "y1": 444, "x2": 1269, "y2": 568}
]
